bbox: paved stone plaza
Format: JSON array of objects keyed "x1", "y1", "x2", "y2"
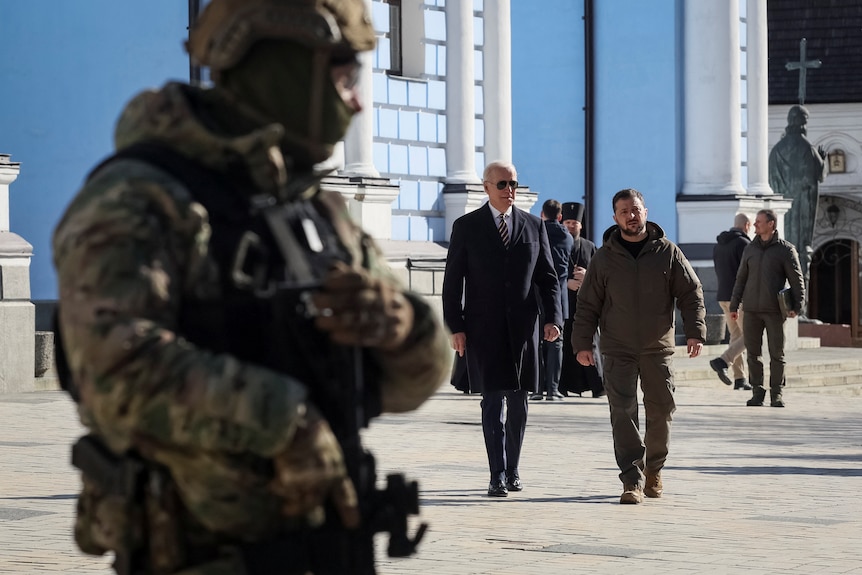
[{"x1": 1, "y1": 366, "x2": 861, "y2": 574}]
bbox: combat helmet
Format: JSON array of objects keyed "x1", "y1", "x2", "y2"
[{"x1": 187, "y1": 0, "x2": 377, "y2": 71}]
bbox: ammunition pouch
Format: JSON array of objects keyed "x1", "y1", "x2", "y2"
[
  {"x1": 72, "y1": 435, "x2": 188, "y2": 575},
  {"x1": 72, "y1": 435, "x2": 147, "y2": 571}
]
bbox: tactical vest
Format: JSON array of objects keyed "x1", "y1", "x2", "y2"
[
  {"x1": 57, "y1": 142, "x2": 388, "y2": 574},
  {"x1": 60, "y1": 141, "x2": 381, "y2": 435}
]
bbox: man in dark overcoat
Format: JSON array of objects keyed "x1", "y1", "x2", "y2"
[
  {"x1": 442, "y1": 160, "x2": 562, "y2": 498},
  {"x1": 531, "y1": 199, "x2": 574, "y2": 401}
]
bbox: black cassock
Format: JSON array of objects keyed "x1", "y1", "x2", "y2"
[{"x1": 560, "y1": 236, "x2": 605, "y2": 397}]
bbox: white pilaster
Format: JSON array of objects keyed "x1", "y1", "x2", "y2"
[
  {"x1": 681, "y1": 0, "x2": 746, "y2": 198},
  {"x1": 443, "y1": 186, "x2": 488, "y2": 237},
  {"x1": 482, "y1": 0, "x2": 512, "y2": 164},
  {"x1": 746, "y1": 0, "x2": 773, "y2": 195},
  {"x1": 322, "y1": 175, "x2": 400, "y2": 241},
  {"x1": 343, "y1": 2, "x2": 380, "y2": 178},
  {"x1": 0, "y1": 154, "x2": 35, "y2": 394},
  {"x1": 444, "y1": 0, "x2": 478, "y2": 184},
  {"x1": 441, "y1": 185, "x2": 539, "y2": 242}
]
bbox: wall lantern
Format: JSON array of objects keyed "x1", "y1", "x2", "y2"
[
  {"x1": 828, "y1": 149, "x2": 846, "y2": 174},
  {"x1": 826, "y1": 203, "x2": 841, "y2": 228}
]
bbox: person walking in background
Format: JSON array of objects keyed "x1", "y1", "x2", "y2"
[
  {"x1": 572, "y1": 188, "x2": 705, "y2": 505},
  {"x1": 531, "y1": 199, "x2": 573, "y2": 401},
  {"x1": 442, "y1": 161, "x2": 562, "y2": 498},
  {"x1": 709, "y1": 213, "x2": 753, "y2": 391},
  {"x1": 558, "y1": 202, "x2": 603, "y2": 398},
  {"x1": 730, "y1": 209, "x2": 805, "y2": 408}
]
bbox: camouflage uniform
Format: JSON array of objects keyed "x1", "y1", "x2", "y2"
[{"x1": 52, "y1": 9, "x2": 449, "y2": 573}]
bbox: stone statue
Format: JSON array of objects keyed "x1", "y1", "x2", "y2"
[{"x1": 768, "y1": 105, "x2": 827, "y2": 286}]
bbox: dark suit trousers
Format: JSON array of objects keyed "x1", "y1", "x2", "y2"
[{"x1": 480, "y1": 390, "x2": 528, "y2": 482}]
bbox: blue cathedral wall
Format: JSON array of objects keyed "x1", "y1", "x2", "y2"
[
  {"x1": 512, "y1": 0, "x2": 586, "y2": 219},
  {"x1": 512, "y1": 0, "x2": 681, "y2": 243},
  {"x1": 0, "y1": 1, "x2": 188, "y2": 300},
  {"x1": 592, "y1": 0, "x2": 681, "y2": 240}
]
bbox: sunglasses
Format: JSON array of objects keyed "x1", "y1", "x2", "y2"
[{"x1": 490, "y1": 180, "x2": 519, "y2": 190}]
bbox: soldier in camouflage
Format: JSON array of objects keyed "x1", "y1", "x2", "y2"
[{"x1": 51, "y1": 0, "x2": 450, "y2": 573}]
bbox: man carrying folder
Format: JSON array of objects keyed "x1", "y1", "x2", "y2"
[{"x1": 729, "y1": 209, "x2": 805, "y2": 408}]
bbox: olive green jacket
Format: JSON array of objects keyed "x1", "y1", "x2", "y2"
[
  {"x1": 729, "y1": 230, "x2": 805, "y2": 315},
  {"x1": 571, "y1": 222, "x2": 706, "y2": 356}
]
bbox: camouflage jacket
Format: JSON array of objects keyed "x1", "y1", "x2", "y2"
[{"x1": 52, "y1": 82, "x2": 449, "y2": 538}]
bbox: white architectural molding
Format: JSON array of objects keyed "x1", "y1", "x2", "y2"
[
  {"x1": 0, "y1": 154, "x2": 20, "y2": 232},
  {"x1": 0, "y1": 155, "x2": 34, "y2": 393},
  {"x1": 681, "y1": 0, "x2": 746, "y2": 199},
  {"x1": 812, "y1": 195, "x2": 862, "y2": 252},
  {"x1": 442, "y1": 184, "x2": 486, "y2": 240},
  {"x1": 677, "y1": 196, "x2": 784, "y2": 246},
  {"x1": 442, "y1": 184, "x2": 538, "y2": 242},
  {"x1": 482, "y1": 0, "x2": 512, "y2": 164},
  {"x1": 322, "y1": 175, "x2": 400, "y2": 240}
]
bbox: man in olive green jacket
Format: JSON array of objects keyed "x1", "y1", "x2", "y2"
[
  {"x1": 572, "y1": 188, "x2": 705, "y2": 505},
  {"x1": 729, "y1": 209, "x2": 804, "y2": 408}
]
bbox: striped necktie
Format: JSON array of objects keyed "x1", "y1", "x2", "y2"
[{"x1": 498, "y1": 213, "x2": 509, "y2": 248}]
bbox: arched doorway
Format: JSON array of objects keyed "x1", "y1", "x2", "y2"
[{"x1": 809, "y1": 239, "x2": 859, "y2": 338}]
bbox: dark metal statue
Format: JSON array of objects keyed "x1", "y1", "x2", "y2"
[{"x1": 768, "y1": 105, "x2": 827, "y2": 313}]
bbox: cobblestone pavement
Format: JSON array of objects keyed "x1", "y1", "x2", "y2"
[{"x1": 2, "y1": 374, "x2": 861, "y2": 574}]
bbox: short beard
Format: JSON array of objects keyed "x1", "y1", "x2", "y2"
[{"x1": 620, "y1": 224, "x2": 646, "y2": 239}]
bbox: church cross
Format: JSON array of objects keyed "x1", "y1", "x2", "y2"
[{"x1": 785, "y1": 38, "x2": 821, "y2": 105}]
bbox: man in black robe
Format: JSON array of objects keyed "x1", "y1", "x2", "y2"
[{"x1": 558, "y1": 202, "x2": 604, "y2": 398}]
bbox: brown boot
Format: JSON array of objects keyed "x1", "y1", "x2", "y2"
[
  {"x1": 644, "y1": 471, "x2": 663, "y2": 498},
  {"x1": 747, "y1": 386, "x2": 766, "y2": 406},
  {"x1": 620, "y1": 484, "x2": 644, "y2": 504}
]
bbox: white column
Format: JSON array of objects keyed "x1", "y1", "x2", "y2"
[
  {"x1": 746, "y1": 0, "x2": 772, "y2": 195},
  {"x1": 482, "y1": 0, "x2": 512, "y2": 164},
  {"x1": 681, "y1": 0, "x2": 745, "y2": 197},
  {"x1": 342, "y1": 0, "x2": 379, "y2": 177},
  {"x1": 445, "y1": 0, "x2": 479, "y2": 183},
  {"x1": 0, "y1": 154, "x2": 35, "y2": 394}
]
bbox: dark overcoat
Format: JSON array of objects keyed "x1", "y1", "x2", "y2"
[
  {"x1": 544, "y1": 219, "x2": 574, "y2": 320},
  {"x1": 442, "y1": 203, "x2": 562, "y2": 394}
]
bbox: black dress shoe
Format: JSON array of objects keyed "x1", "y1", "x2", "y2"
[
  {"x1": 709, "y1": 357, "x2": 733, "y2": 386},
  {"x1": 487, "y1": 481, "x2": 508, "y2": 497},
  {"x1": 506, "y1": 477, "x2": 523, "y2": 491}
]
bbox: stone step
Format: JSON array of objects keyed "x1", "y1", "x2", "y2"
[
  {"x1": 675, "y1": 359, "x2": 862, "y2": 382},
  {"x1": 671, "y1": 340, "x2": 862, "y2": 394},
  {"x1": 672, "y1": 336, "x2": 821, "y2": 357}
]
